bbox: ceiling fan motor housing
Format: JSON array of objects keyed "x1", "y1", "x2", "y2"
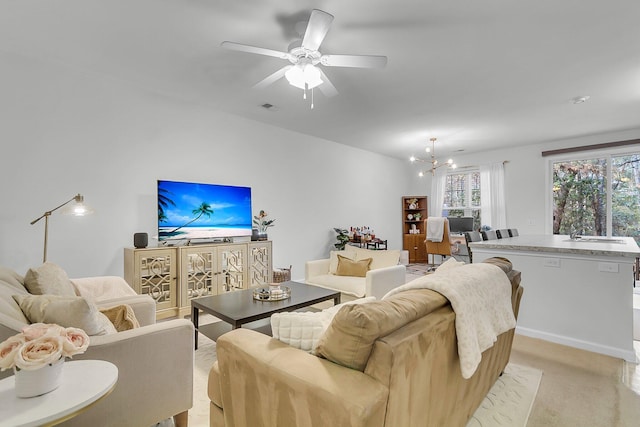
[{"x1": 287, "y1": 40, "x2": 322, "y2": 65}]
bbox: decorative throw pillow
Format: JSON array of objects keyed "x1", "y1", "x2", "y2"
[
  {"x1": 271, "y1": 296, "x2": 376, "y2": 354},
  {"x1": 99, "y1": 304, "x2": 140, "y2": 332},
  {"x1": 0, "y1": 266, "x2": 26, "y2": 291},
  {"x1": 23, "y1": 262, "x2": 77, "y2": 296},
  {"x1": 328, "y1": 249, "x2": 357, "y2": 274},
  {"x1": 316, "y1": 290, "x2": 448, "y2": 371},
  {"x1": 335, "y1": 255, "x2": 372, "y2": 277},
  {"x1": 13, "y1": 294, "x2": 117, "y2": 336},
  {"x1": 271, "y1": 310, "x2": 334, "y2": 353}
]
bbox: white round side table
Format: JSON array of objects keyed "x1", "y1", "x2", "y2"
[{"x1": 0, "y1": 360, "x2": 118, "y2": 427}]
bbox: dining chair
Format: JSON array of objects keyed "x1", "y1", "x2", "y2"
[
  {"x1": 463, "y1": 231, "x2": 483, "y2": 263},
  {"x1": 496, "y1": 229, "x2": 511, "y2": 239},
  {"x1": 424, "y1": 218, "x2": 452, "y2": 270},
  {"x1": 508, "y1": 228, "x2": 519, "y2": 237},
  {"x1": 481, "y1": 230, "x2": 499, "y2": 240}
]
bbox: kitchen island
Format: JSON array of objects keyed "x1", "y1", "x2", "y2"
[{"x1": 469, "y1": 234, "x2": 640, "y2": 362}]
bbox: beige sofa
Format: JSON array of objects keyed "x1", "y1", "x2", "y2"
[
  {"x1": 209, "y1": 257, "x2": 523, "y2": 427},
  {"x1": 305, "y1": 246, "x2": 406, "y2": 299},
  {"x1": 0, "y1": 265, "x2": 194, "y2": 427}
]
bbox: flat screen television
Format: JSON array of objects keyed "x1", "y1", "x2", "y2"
[
  {"x1": 448, "y1": 216, "x2": 474, "y2": 234},
  {"x1": 157, "y1": 180, "x2": 252, "y2": 242}
]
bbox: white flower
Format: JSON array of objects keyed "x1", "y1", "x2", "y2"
[
  {"x1": 15, "y1": 335, "x2": 64, "y2": 371},
  {"x1": 22, "y1": 323, "x2": 65, "y2": 341},
  {"x1": 0, "y1": 335, "x2": 25, "y2": 371},
  {"x1": 0, "y1": 324, "x2": 90, "y2": 371},
  {"x1": 61, "y1": 327, "x2": 90, "y2": 357}
]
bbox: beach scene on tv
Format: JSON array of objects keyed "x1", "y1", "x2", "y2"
[{"x1": 157, "y1": 180, "x2": 253, "y2": 241}]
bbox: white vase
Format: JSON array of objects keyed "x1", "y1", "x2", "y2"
[{"x1": 14, "y1": 357, "x2": 65, "y2": 398}]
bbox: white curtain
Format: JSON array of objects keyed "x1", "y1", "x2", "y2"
[
  {"x1": 430, "y1": 169, "x2": 447, "y2": 217},
  {"x1": 480, "y1": 162, "x2": 507, "y2": 229}
]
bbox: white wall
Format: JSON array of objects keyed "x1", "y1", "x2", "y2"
[
  {"x1": 0, "y1": 53, "x2": 412, "y2": 279},
  {"x1": 3, "y1": 51, "x2": 639, "y2": 279}
]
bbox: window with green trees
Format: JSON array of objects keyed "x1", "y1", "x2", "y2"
[{"x1": 552, "y1": 153, "x2": 640, "y2": 243}]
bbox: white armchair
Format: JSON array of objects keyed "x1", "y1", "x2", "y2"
[
  {"x1": 305, "y1": 247, "x2": 406, "y2": 300},
  {"x1": 0, "y1": 266, "x2": 193, "y2": 427}
]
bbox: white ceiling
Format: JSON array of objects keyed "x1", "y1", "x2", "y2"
[{"x1": 2, "y1": 0, "x2": 639, "y2": 160}]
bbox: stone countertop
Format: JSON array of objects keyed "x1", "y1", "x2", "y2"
[{"x1": 468, "y1": 234, "x2": 640, "y2": 258}]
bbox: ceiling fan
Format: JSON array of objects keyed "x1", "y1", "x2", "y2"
[{"x1": 221, "y1": 9, "x2": 387, "y2": 107}]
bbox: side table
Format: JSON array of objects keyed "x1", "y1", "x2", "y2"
[
  {"x1": 0, "y1": 360, "x2": 118, "y2": 427},
  {"x1": 366, "y1": 239, "x2": 388, "y2": 250}
]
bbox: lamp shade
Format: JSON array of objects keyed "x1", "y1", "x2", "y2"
[
  {"x1": 285, "y1": 64, "x2": 323, "y2": 90},
  {"x1": 31, "y1": 193, "x2": 94, "y2": 262},
  {"x1": 60, "y1": 195, "x2": 94, "y2": 216}
]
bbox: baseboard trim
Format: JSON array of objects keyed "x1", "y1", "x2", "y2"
[{"x1": 515, "y1": 326, "x2": 638, "y2": 363}]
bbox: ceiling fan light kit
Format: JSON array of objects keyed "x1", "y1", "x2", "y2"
[
  {"x1": 221, "y1": 9, "x2": 387, "y2": 109},
  {"x1": 285, "y1": 62, "x2": 322, "y2": 90}
]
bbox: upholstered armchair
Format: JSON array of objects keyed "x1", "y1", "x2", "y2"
[
  {"x1": 0, "y1": 265, "x2": 194, "y2": 427},
  {"x1": 305, "y1": 247, "x2": 406, "y2": 300}
]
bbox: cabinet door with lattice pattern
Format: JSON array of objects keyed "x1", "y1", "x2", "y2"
[
  {"x1": 129, "y1": 248, "x2": 178, "y2": 316},
  {"x1": 249, "y1": 241, "x2": 272, "y2": 287},
  {"x1": 180, "y1": 247, "x2": 216, "y2": 307},
  {"x1": 216, "y1": 244, "x2": 248, "y2": 293}
]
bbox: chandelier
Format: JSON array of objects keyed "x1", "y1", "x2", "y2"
[{"x1": 409, "y1": 137, "x2": 457, "y2": 177}]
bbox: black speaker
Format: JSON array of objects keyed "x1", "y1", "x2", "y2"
[{"x1": 134, "y1": 232, "x2": 148, "y2": 248}]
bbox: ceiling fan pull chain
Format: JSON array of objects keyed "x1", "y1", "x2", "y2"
[
  {"x1": 303, "y1": 83, "x2": 307, "y2": 100},
  {"x1": 311, "y1": 88, "x2": 314, "y2": 109}
]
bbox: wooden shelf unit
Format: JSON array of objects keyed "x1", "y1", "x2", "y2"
[{"x1": 402, "y1": 196, "x2": 428, "y2": 263}]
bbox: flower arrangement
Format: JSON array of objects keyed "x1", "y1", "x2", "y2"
[
  {"x1": 0, "y1": 323, "x2": 89, "y2": 371},
  {"x1": 253, "y1": 210, "x2": 276, "y2": 233}
]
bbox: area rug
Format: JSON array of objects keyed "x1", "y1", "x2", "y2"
[
  {"x1": 187, "y1": 327, "x2": 542, "y2": 427},
  {"x1": 406, "y1": 262, "x2": 433, "y2": 275}
]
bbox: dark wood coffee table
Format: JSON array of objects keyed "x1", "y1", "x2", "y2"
[{"x1": 191, "y1": 281, "x2": 341, "y2": 349}]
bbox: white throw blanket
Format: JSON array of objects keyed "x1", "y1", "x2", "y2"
[
  {"x1": 426, "y1": 217, "x2": 446, "y2": 242},
  {"x1": 383, "y1": 262, "x2": 516, "y2": 379}
]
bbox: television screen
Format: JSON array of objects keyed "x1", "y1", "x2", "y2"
[
  {"x1": 157, "y1": 180, "x2": 252, "y2": 242},
  {"x1": 448, "y1": 217, "x2": 474, "y2": 234}
]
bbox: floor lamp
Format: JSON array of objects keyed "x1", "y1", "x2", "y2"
[{"x1": 30, "y1": 193, "x2": 94, "y2": 263}]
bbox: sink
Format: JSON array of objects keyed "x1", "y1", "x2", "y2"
[{"x1": 563, "y1": 237, "x2": 625, "y2": 243}]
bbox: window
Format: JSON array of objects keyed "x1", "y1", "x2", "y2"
[
  {"x1": 443, "y1": 171, "x2": 481, "y2": 230},
  {"x1": 552, "y1": 152, "x2": 640, "y2": 243}
]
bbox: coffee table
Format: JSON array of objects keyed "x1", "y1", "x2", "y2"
[{"x1": 191, "y1": 281, "x2": 341, "y2": 349}]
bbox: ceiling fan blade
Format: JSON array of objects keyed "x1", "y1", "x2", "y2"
[
  {"x1": 253, "y1": 65, "x2": 291, "y2": 89},
  {"x1": 221, "y1": 41, "x2": 291, "y2": 60},
  {"x1": 317, "y1": 69, "x2": 338, "y2": 97},
  {"x1": 301, "y1": 9, "x2": 334, "y2": 51},
  {"x1": 321, "y1": 54, "x2": 388, "y2": 68}
]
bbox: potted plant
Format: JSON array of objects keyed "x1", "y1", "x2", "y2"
[
  {"x1": 0, "y1": 323, "x2": 90, "y2": 397},
  {"x1": 253, "y1": 210, "x2": 275, "y2": 240},
  {"x1": 333, "y1": 228, "x2": 350, "y2": 250}
]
